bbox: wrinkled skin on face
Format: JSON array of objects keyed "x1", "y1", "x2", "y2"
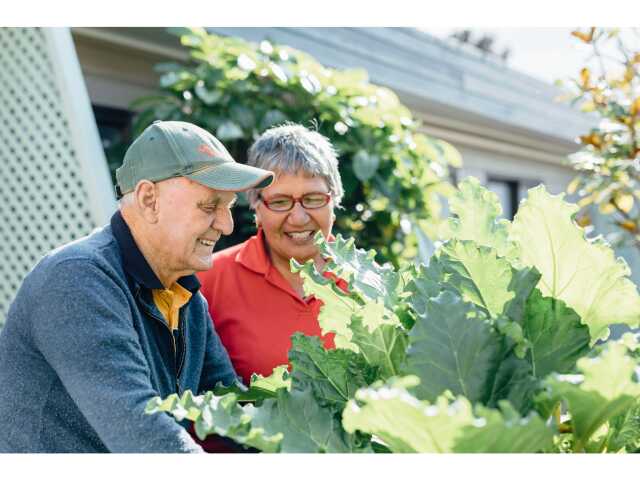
[
  {"x1": 151, "y1": 177, "x2": 236, "y2": 282},
  {"x1": 255, "y1": 171, "x2": 334, "y2": 274}
]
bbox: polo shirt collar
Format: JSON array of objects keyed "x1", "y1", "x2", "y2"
[
  {"x1": 235, "y1": 228, "x2": 270, "y2": 276},
  {"x1": 110, "y1": 210, "x2": 201, "y2": 293},
  {"x1": 235, "y1": 228, "x2": 336, "y2": 276}
]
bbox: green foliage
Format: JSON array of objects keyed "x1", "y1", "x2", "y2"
[
  {"x1": 342, "y1": 377, "x2": 554, "y2": 453},
  {"x1": 538, "y1": 339, "x2": 640, "y2": 452},
  {"x1": 511, "y1": 185, "x2": 640, "y2": 343},
  {"x1": 147, "y1": 178, "x2": 640, "y2": 453},
  {"x1": 522, "y1": 290, "x2": 590, "y2": 379},
  {"x1": 119, "y1": 27, "x2": 460, "y2": 266},
  {"x1": 404, "y1": 290, "x2": 508, "y2": 404},
  {"x1": 288, "y1": 334, "x2": 374, "y2": 410},
  {"x1": 212, "y1": 365, "x2": 291, "y2": 402},
  {"x1": 441, "y1": 176, "x2": 518, "y2": 261},
  {"x1": 562, "y1": 28, "x2": 640, "y2": 250}
]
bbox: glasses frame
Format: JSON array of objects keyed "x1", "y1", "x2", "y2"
[{"x1": 259, "y1": 192, "x2": 332, "y2": 212}]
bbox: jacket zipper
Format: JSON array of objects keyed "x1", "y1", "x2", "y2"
[
  {"x1": 176, "y1": 309, "x2": 187, "y2": 379},
  {"x1": 143, "y1": 305, "x2": 183, "y2": 395},
  {"x1": 134, "y1": 288, "x2": 187, "y2": 395}
]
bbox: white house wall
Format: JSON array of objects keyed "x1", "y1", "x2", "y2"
[
  {"x1": 455, "y1": 145, "x2": 574, "y2": 196},
  {"x1": 0, "y1": 27, "x2": 115, "y2": 325}
]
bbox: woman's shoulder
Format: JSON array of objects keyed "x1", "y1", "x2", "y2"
[
  {"x1": 198, "y1": 236, "x2": 260, "y2": 297},
  {"x1": 212, "y1": 240, "x2": 246, "y2": 264}
]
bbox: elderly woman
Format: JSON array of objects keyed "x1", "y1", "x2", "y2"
[{"x1": 197, "y1": 123, "x2": 345, "y2": 385}]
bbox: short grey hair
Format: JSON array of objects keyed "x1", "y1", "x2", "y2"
[{"x1": 246, "y1": 124, "x2": 344, "y2": 208}]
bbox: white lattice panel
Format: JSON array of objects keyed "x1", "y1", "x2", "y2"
[{"x1": 0, "y1": 28, "x2": 115, "y2": 325}]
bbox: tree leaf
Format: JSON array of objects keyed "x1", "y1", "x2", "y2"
[
  {"x1": 352, "y1": 150, "x2": 381, "y2": 182},
  {"x1": 229, "y1": 104, "x2": 255, "y2": 129},
  {"x1": 194, "y1": 81, "x2": 223, "y2": 105},
  {"x1": 437, "y1": 139, "x2": 463, "y2": 168},
  {"x1": 510, "y1": 185, "x2": 640, "y2": 342},
  {"x1": 613, "y1": 191, "x2": 634, "y2": 213},
  {"x1": 260, "y1": 109, "x2": 288, "y2": 130},
  {"x1": 159, "y1": 70, "x2": 196, "y2": 90},
  {"x1": 216, "y1": 121, "x2": 244, "y2": 140},
  {"x1": 571, "y1": 29, "x2": 595, "y2": 43}
]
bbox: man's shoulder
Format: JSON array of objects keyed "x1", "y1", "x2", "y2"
[
  {"x1": 7, "y1": 224, "x2": 128, "y2": 328},
  {"x1": 33, "y1": 224, "x2": 122, "y2": 282}
]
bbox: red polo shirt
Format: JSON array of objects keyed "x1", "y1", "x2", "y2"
[{"x1": 197, "y1": 229, "x2": 342, "y2": 386}]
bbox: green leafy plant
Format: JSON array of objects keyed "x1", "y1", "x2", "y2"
[
  {"x1": 122, "y1": 27, "x2": 460, "y2": 266},
  {"x1": 562, "y1": 28, "x2": 640, "y2": 249},
  {"x1": 146, "y1": 177, "x2": 640, "y2": 452}
]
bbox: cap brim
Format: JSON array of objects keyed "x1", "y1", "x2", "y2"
[{"x1": 186, "y1": 162, "x2": 274, "y2": 192}]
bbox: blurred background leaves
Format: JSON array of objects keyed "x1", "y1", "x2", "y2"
[{"x1": 109, "y1": 27, "x2": 461, "y2": 267}]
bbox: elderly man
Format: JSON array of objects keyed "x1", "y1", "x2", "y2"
[{"x1": 0, "y1": 121, "x2": 274, "y2": 453}]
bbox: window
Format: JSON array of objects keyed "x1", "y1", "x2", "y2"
[{"x1": 486, "y1": 176, "x2": 537, "y2": 220}]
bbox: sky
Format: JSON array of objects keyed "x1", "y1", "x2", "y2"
[{"x1": 425, "y1": 28, "x2": 640, "y2": 85}]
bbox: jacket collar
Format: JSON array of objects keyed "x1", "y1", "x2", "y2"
[{"x1": 110, "y1": 210, "x2": 201, "y2": 293}]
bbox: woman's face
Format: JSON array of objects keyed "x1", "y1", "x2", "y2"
[{"x1": 255, "y1": 171, "x2": 334, "y2": 267}]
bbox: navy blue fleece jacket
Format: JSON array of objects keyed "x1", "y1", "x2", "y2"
[{"x1": 0, "y1": 211, "x2": 239, "y2": 452}]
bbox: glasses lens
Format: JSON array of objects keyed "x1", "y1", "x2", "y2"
[
  {"x1": 302, "y1": 193, "x2": 329, "y2": 209},
  {"x1": 266, "y1": 196, "x2": 294, "y2": 211}
]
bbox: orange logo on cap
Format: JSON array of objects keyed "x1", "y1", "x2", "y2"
[{"x1": 198, "y1": 144, "x2": 218, "y2": 157}]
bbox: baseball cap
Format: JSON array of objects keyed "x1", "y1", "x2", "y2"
[{"x1": 115, "y1": 120, "x2": 274, "y2": 197}]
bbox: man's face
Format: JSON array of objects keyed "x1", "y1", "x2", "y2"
[
  {"x1": 153, "y1": 177, "x2": 236, "y2": 277},
  {"x1": 255, "y1": 171, "x2": 334, "y2": 266}
]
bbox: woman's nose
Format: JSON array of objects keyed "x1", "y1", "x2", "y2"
[{"x1": 286, "y1": 202, "x2": 310, "y2": 225}]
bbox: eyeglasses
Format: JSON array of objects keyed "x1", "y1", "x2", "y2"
[{"x1": 259, "y1": 192, "x2": 332, "y2": 212}]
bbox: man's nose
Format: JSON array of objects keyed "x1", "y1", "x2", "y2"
[{"x1": 214, "y1": 208, "x2": 234, "y2": 236}]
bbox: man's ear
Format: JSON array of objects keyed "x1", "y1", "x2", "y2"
[{"x1": 134, "y1": 180, "x2": 160, "y2": 223}]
